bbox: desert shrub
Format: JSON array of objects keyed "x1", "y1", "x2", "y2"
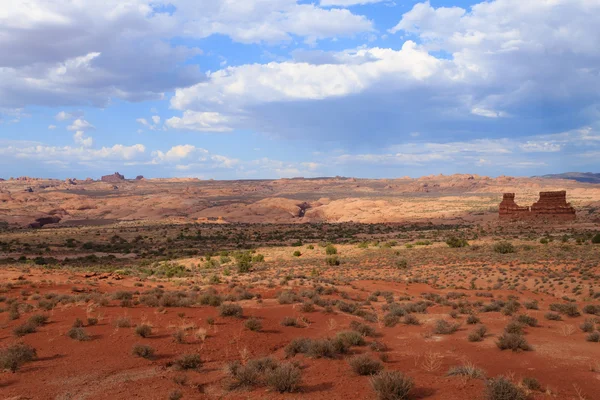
[
  {"x1": 350, "y1": 321, "x2": 377, "y2": 337},
  {"x1": 468, "y1": 325, "x2": 488, "y2": 342},
  {"x1": 523, "y1": 300, "x2": 539, "y2": 310},
  {"x1": 266, "y1": 363, "x2": 301, "y2": 393},
  {"x1": 586, "y1": 331, "x2": 600, "y2": 342},
  {"x1": 582, "y1": 304, "x2": 600, "y2": 315},
  {"x1": 496, "y1": 333, "x2": 531, "y2": 352},
  {"x1": 516, "y1": 315, "x2": 538, "y2": 327},
  {"x1": 337, "y1": 330, "x2": 366, "y2": 346},
  {"x1": 199, "y1": 293, "x2": 222, "y2": 307},
  {"x1": 115, "y1": 316, "x2": 132, "y2": 328},
  {"x1": 549, "y1": 303, "x2": 580, "y2": 317},
  {"x1": 504, "y1": 321, "x2": 524, "y2": 335},
  {"x1": 245, "y1": 317, "x2": 262, "y2": 332},
  {"x1": 485, "y1": 376, "x2": 526, "y2": 400},
  {"x1": 293, "y1": 250, "x2": 301, "y2": 257},
  {"x1": 132, "y1": 344, "x2": 155, "y2": 359},
  {"x1": 284, "y1": 338, "x2": 311, "y2": 358},
  {"x1": 113, "y1": 291, "x2": 133, "y2": 300},
  {"x1": 544, "y1": 312, "x2": 562, "y2": 321},
  {"x1": 446, "y1": 236, "x2": 469, "y2": 248},
  {"x1": 592, "y1": 233, "x2": 600, "y2": 244},
  {"x1": 370, "y1": 341, "x2": 388, "y2": 352},
  {"x1": 521, "y1": 377, "x2": 542, "y2": 391},
  {"x1": 135, "y1": 324, "x2": 152, "y2": 338},
  {"x1": 28, "y1": 314, "x2": 49, "y2": 326},
  {"x1": 349, "y1": 354, "x2": 383, "y2": 376},
  {"x1": 87, "y1": 317, "x2": 98, "y2": 326},
  {"x1": 403, "y1": 314, "x2": 420, "y2": 325},
  {"x1": 493, "y1": 242, "x2": 515, "y2": 254},
  {"x1": 168, "y1": 390, "x2": 183, "y2": 400},
  {"x1": 466, "y1": 314, "x2": 480, "y2": 324},
  {"x1": 175, "y1": 353, "x2": 202, "y2": 370},
  {"x1": 277, "y1": 291, "x2": 300, "y2": 304},
  {"x1": 370, "y1": 370, "x2": 414, "y2": 400},
  {"x1": 72, "y1": 318, "x2": 84, "y2": 328},
  {"x1": 67, "y1": 327, "x2": 90, "y2": 341},
  {"x1": 280, "y1": 316, "x2": 299, "y2": 327},
  {"x1": 13, "y1": 322, "x2": 37, "y2": 337},
  {"x1": 395, "y1": 259, "x2": 408, "y2": 269},
  {"x1": 433, "y1": 319, "x2": 460, "y2": 335},
  {"x1": 325, "y1": 256, "x2": 340, "y2": 266},
  {"x1": 308, "y1": 338, "x2": 347, "y2": 358},
  {"x1": 0, "y1": 343, "x2": 37, "y2": 372},
  {"x1": 301, "y1": 301, "x2": 315, "y2": 312},
  {"x1": 325, "y1": 244, "x2": 337, "y2": 255},
  {"x1": 447, "y1": 362, "x2": 485, "y2": 379},
  {"x1": 219, "y1": 303, "x2": 243, "y2": 318},
  {"x1": 580, "y1": 319, "x2": 596, "y2": 332}
]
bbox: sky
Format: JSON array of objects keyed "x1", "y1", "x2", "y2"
[{"x1": 1, "y1": 0, "x2": 600, "y2": 180}]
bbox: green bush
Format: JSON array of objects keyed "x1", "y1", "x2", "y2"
[
  {"x1": 293, "y1": 250, "x2": 302, "y2": 257},
  {"x1": 446, "y1": 236, "x2": 469, "y2": 248},
  {"x1": 325, "y1": 256, "x2": 340, "y2": 266},
  {"x1": 325, "y1": 244, "x2": 338, "y2": 255},
  {"x1": 592, "y1": 233, "x2": 600, "y2": 244},
  {"x1": 493, "y1": 242, "x2": 515, "y2": 254}
]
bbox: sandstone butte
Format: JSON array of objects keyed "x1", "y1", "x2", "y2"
[{"x1": 499, "y1": 190, "x2": 576, "y2": 220}]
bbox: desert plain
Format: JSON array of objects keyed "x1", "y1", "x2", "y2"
[{"x1": 1, "y1": 174, "x2": 600, "y2": 400}]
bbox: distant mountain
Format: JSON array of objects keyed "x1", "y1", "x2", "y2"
[{"x1": 537, "y1": 172, "x2": 600, "y2": 184}]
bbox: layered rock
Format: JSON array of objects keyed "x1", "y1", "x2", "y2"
[
  {"x1": 499, "y1": 191, "x2": 575, "y2": 220},
  {"x1": 499, "y1": 193, "x2": 530, "y2": 219},
  {"x1": 531, "y1": 191, "x2": 576, "y2": 219},
  {"x1": 101, "y1": 172, "x2": 125, "y2": 183}
]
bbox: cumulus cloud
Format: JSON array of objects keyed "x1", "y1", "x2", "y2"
[
  {"x1": 67, "y1": 119, "x2": 95, "y2": 131},
  {"x1": 73, "y1": 131, "x2": 93, "y2": 148},
  {"x1": 320, "y1": 0, "x2": 386, "y2": 5},
  {"x1": 168, "y1": 0, "x2": 600, "y2": 145},
  {"x1": 0, "y1": 142, "x2": 146, "y2": 163},
  {"x1": 165, "y1": 111, "x2": 234, "y2": 132}
]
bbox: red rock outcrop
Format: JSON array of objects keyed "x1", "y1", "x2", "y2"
[
  {"x1": 499, "y1": 193, "x2": 530, "y2": 219},
  {"x1": 101, "y1": 172, "x2": 125, "y2": 183},
  {"x1": 499, "y1": 191, "x2": 575, "y2": 220}
]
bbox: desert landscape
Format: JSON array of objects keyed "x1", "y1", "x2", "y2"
[{"x1": 1, "y1": 174, "x2": 600, "y2": 400}]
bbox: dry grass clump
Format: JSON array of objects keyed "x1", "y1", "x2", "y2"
[
  {"x1": 219, "y1": 303, "x2": 243, "y2": 318},
  {"x1": 225, "y1": 357, "x2": 301, "y2": 393},
  {"x1": 447, "y1": 362, "x2": 485, "y2": 379},
  {"x1": 433, "y1": 319, "x2": 460, "y2": 335},
  {"x1": 132, "y1": 344, "x2": 155, "y2": 359},
  {"x1": 485, "y1": 376, "x2": 527, "y2": 400},
  {"x1": 67, "y1": 327, "x2": 90, "y2": 341},
  {"x1": 174, "y1": 353, "x2": 202, "y2": 370},
  {"x1": 135, "y1": 324, "x2": 152, "y2": 338},
  {"x1": 348, "y1": 354, "x2": 384, "y2": 376},
  {"x1": 370, "y1": 370, "x2": 414, "y2": 400},
  {"x1": 468, "y1": 325, "x2": 488, "y2": 342},
  {"x1": 496, "y1": 333, "x2": 532, "y2": 352},
  {"x1": 0, "y1": 343, "x2": 37, "y2": 372},
  {"x1": 284, "y1": 337, "x2": 350, "y2": 359},
  {"x1": 244, "y1": 317, "x2": 263, "y2": 332}
]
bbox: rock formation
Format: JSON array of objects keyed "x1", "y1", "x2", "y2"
[
  {"x1": 499, "y1": 191, "x2": 575, "y2": 220},
  {"x1": 101, "y1": 172, "x2": 125, "y2": 183},
  {"x1": 135, "y1": 175, "x2": 144, "y2": 180}
]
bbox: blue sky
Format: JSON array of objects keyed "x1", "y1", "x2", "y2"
[{"x1": 1, "y1": 0, "x2": 599, "y2": 179}]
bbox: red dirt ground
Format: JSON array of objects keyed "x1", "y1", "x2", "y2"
[{"x1": 2, "y1": 268, "x2": 600, "y2": 400}]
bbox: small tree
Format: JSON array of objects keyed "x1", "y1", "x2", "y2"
[{"x1": 446, "y1": 236, "x2": 469, "y2": 248}]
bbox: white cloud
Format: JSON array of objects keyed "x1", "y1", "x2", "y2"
[
  {"x1": 73, "y1": 131, "x2": 93, "y2": 148},
  {"x1": 67, "y1": 119, "x2": 94, "y2": 131},
  {"x1": 152, "y1": 144, "x2": 205, "y2": 163},
  {"x1": 0, "y1": 142, "x2": 146, "y2": 163},
  {"x1": 151, "y1": 115, "x2": 161, "y2": 125},
  {"x1": 165, "y1": 111, "x2": 234, "y2": 132},
  {"x1": 48, "y1": 125, "x2": 57, "y2": 130},
  {"x1": 321, "y1": 0, "x2": 386, "y2": 5}
]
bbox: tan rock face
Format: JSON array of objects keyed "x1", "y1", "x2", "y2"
[{"x1": 499, "y1": 191, "x2": 576, "y2": 220}]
